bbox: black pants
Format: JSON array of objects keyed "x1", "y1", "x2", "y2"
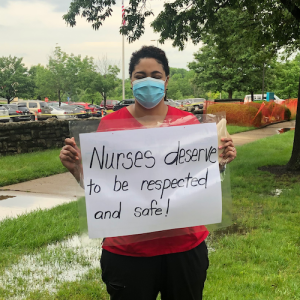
[{"x1": 100, "y1": 241, "x2": 209, "y2": 300}]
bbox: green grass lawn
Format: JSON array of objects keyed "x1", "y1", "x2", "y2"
[
  {"x1": 0, "y1": 131, "x2": 299, "y2": 299},
  {"x1": 0, "y1": 149, "x2": 67, "y2": 187},
  {"x1": 227, "y1": 125, "x2": 256, "y2": 134}
]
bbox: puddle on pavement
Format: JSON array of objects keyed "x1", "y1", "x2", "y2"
[
  {"x1": 0, "y1": 191, "x2": 76, "y2": 221},
  {"x1": 0, "y1": 195, "x2": 16, "y2": 201},
  {"x1": 277, "y1": 128, "x2": 295, "y2": 134}
]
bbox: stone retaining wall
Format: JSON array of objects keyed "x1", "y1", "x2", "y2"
[
  {"x1": 0, "y1": 118, "x2": 70, "y2": 156},
  {"x1": 0, "y1": 118, "x2": 102, "y2": 156}
]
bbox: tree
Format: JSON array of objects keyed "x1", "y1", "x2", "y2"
[
  {"x1": 30, "y1": 64, "x2": 57, "y2": 100},
  {"x1": 93, "y1": 57, "x2": 120, "y2": 107},
  {"x1": 167, "y1": 68, "x2": 199, "y2": 100},
  {"x1": 269, "y1": 54, "x2": 300, "y2": 99},
  {"x1": 188, "y1": 7, "x2": 276, "y2": 99},
  {"x1": 93, "y1": 65, "x2": 120, "y2": 107},
  {"x1": 63, "y1": 0, "x2": 300, "y2": 171},
  {"x1": 35, "y1": 47, "x2": 96, "y2": 104},
  {"x1": 0, "y1": 56, "x2": 34, "y2": 103}
]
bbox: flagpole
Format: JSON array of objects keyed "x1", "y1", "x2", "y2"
[{"x1": 122, "y1": 1, "x2": 125, "y2": 100}]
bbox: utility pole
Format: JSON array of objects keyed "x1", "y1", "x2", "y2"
[{"x1": 122, "y1": 1, "x2": 125, "y2": 100}]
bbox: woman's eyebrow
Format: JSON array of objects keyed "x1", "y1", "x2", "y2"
[
  {"x1": 151, "y1": 71, "x2": 163, "y2": 75},
  {"x1": 134, "y1": 71, "x2": 147, "y2": 76}
]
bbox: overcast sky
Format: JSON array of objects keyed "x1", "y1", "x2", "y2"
[{"x1": 0, "y1": 0, "x2": 202, "y2": 78}]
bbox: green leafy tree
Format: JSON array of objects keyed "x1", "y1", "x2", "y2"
[
  {"x1": 64, "y1": 0, "x2": 300, "y2": 170},
  {"x1": 270, "y1": 55, "x2": 300, "y2": 99},
  {"x1": 0, "y1": 56, "x2": 34, "y2": 103},
  {"x1": 30, "y1": 64, "x2": 57, "y2": 100},
  {"x1": 93, "y1": 60, "x2": 120, "y2": 107},
  {"x1": 167, "y1": 68, "x2": 198, "y2": 100},
  {"x1": 188, "y1": 7, "x2": 276, "y2": 100},
  {"x1": 34, "y1": 47, "x2": 96, "y2": 104},
  {"x1": 108, "y1": 78, "x2": 132, "y2": 100}
]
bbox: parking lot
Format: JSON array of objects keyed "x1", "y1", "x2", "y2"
[{"x1": 0, "y1": 100, "x2": 106, "y2": 123}]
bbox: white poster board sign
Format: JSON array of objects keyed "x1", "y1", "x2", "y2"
[{"x1": 80, "y1": 123, "x2": 222, "y2": 238}]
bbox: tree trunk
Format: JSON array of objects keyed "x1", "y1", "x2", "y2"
[
  {"x1": 104, "y1": 93, "x2": 107, "y2": 108},
  {"x1": 286, "y1": 74, "x2": 300, "y2": 171},
  {"x1": 228, "y1": 90, "x2": 233, "y2": 99},
  {"x1": 251, "y1": 91, "x2": 254, "y2": 102},
  {"x1": 58, "y1": 90, "x2": 61, "y2": 107}
]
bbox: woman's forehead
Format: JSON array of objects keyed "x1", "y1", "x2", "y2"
[{"x1": 133, "y1": 58, "x2": 165, "y2": 73}]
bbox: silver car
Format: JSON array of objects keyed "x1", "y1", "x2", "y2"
[
  {"x1": 48, "y1": 106, "x2": 75, "y2": 120},
  {"x1": 0, "y1": 106, "x2": 10, "y2": 122}
]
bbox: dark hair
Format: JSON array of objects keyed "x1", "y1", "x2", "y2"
[{"x1": 129, "y1": 46, "x2": 170, "y2": 78}]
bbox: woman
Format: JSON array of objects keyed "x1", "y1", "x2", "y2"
[{"x1": 60, "y1": 46, "x2": 236, "y2": 300}]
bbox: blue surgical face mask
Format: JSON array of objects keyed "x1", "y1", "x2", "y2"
[{"x1": 132, "y1": 77, "x2": 165, "y2": 109}]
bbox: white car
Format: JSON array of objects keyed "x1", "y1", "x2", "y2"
[
  {"x1": 48, "y1": 106, "x2": 75, "y2": 120},
  {"x1": 0, "y1": 106, "x2": 10, "y2": 122}
]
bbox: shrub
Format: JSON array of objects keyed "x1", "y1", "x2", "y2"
[
  {"x1": 207, "y1": 103, "x2": 262, "y2": 127},
  {"x1": 246, "y1": 101, "x2": 291, "y2": 123},
  {"x1": 285, "y1": 99, "x2": 298, "y2": 119}
]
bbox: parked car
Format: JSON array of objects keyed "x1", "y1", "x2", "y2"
[
  {"x1": 48, "y1": 106, "x2": 75, "y2": 120},
  {"x1": 73, "y1": 105, "x2": 93, "y2": 118},
  {"x1": 113, "y1": 99, "x2": 135, "y2": 111},
  {"x1": 17, "y1": 102, "x2": 35, "y2": 120},
  {"x1": 180, "y1": 98, "x2": 206, "y2": 110},
  {"x1": 100, "y1": 100, "x2": 119, "y2": 110},
  {"x1": 17, "y1": 100, "x2": 52, "y2": 120},
  {"x1": 0, "y1": 106, "x2": 10, "y2": 123},
  {"x1": 88, "y1": 104, "x2": 107, "y2": 117},
  {"x1": 0, "y1": 104, "x2": 31, "y2": 122},
  {"x1": 165, "y1": 99, "x2": 180, "y2": 107},
  {"x1": 48, "y1": 102, "x2": 91, "y2": 118},
  {"x1": 69, "y1": 102, "x2": 97, "y2": 115}
]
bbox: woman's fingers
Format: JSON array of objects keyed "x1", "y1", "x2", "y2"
[
  {"x1": 219, "y1": 137, "x2": 237, "y2": 163},
  {"x1": 60, "y1": 148, "x2": 79, "y2": 161}
]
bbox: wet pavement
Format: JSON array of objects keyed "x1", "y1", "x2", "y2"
[{"x1": 0, "y1": 190, "x2": 77, "y2": 221}]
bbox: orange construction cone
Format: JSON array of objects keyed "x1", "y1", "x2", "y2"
[
  {"x1": 34, "y1": 112, "x2": 38, "y2": 121},
  {"x1": 101, "y1": 110, "x2": 104, "y2": 117}
]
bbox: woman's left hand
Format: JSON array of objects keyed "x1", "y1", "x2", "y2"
[{"x1": 219, "y1": 137, "x2": 237, "y2": 164}]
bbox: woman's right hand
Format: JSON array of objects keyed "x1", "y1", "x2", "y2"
[{"x1": 59, "y1": 137, "x2": 82, "y2": 179}]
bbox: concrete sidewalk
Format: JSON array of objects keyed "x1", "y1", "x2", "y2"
[
  {"x1": 0, "y1": 120, "x2": 295, "y2": 220},
  {"x1": 232, "y1": 120, "x2": 295, "y2": 146}
]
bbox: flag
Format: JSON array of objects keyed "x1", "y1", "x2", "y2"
[{"x1": 122, "y1": 0, "x2": 126, "y2": 26}]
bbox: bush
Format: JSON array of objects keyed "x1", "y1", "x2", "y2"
[
  {"x1": 246, "y1": 101, "x2": 291, "y2": 123},
  {"x1": 207, "y1": 103, "x2": 262, "y2": 127},
  {"x1": 285, "y1": 99, "x2": 298, "y2": 119}
]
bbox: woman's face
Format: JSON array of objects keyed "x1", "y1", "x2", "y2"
[{"x1": 131, "y1": 58, "x2": 169, "y2": 87}]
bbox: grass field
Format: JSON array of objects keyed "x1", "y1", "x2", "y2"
[
  {"x1": 227, "y1": 125, "x2": 256, "y2": 134},
  {"x1": 0, "y1": 130, "x2": 299, "y2": 299},
  {"x1": 0, "y1": 149, "x2": 67, "y2": 187}
]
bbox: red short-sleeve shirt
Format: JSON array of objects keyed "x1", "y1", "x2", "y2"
[{"x1": 97, "y1": 106, "x2": 209, "y2": 257}]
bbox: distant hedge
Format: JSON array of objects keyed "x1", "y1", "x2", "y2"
[{"x1": 207, "y1": 103, "x2": 262, "y2": 127}]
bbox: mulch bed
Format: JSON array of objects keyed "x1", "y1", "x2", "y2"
[{"x1": 258, "y1": 165, "x2": 300, "y2": 177}]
